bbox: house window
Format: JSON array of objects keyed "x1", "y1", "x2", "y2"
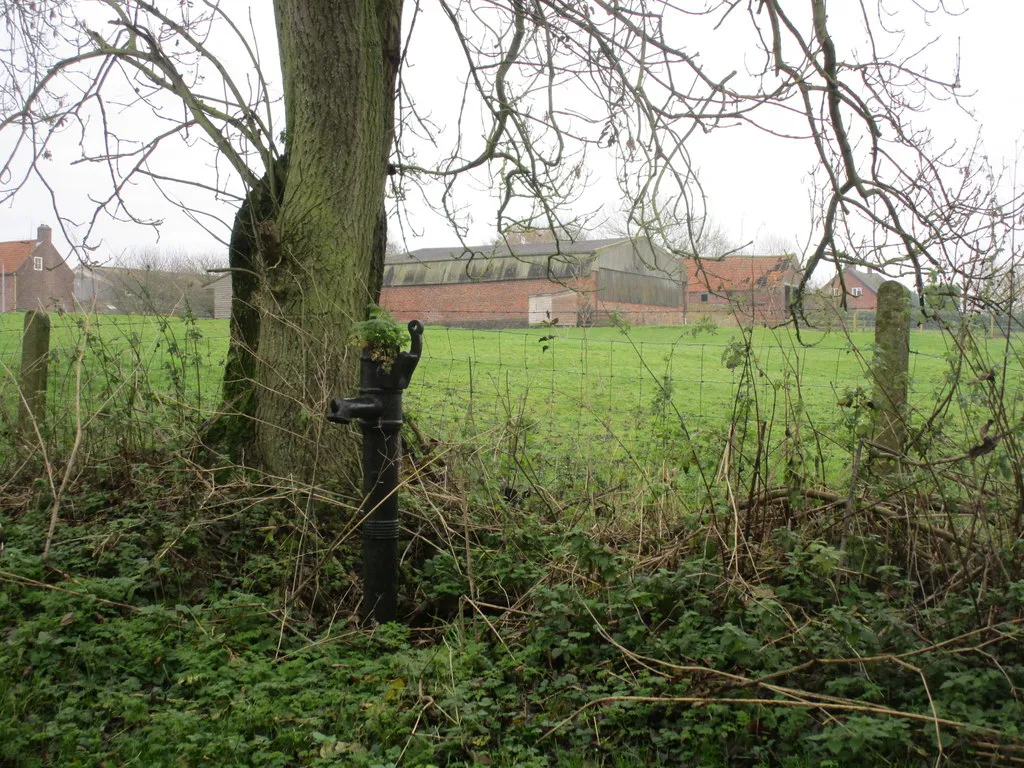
[
  {"x1": 700, "y1": 292, "x2": 709, "y2": 303},
  {"x1": 831, "y1": 286, "x2": 841, "y2": 296},
  {"x1": 33, "y1": 256, "x2": 43, "y2": 271},
  {"x1": 851, "y1": 287, "x2": 863, "y2": 297}
]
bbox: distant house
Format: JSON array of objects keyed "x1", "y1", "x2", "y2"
[
  {"x1": 687, "y1": 254, "x2": 802, "y2": 326},
  {"x1": 380, "y1": 236, "x2": 687, "y2": 328},
  {"x1": 74, "y1": 265, "x2": 214, "y2": 317},
  {"x1": 823, "y1": 267, "x2": 886, "y2": 311},
  {"x1": 0, "y1": 225, "x2": 74, "y2": 313}
]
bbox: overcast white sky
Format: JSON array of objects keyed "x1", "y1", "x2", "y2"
[{"x1": 0, "y1": 1, "x2": 1021, "y2": 268}]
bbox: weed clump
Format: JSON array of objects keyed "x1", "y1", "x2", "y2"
[{"x1": 348, "y1": 303, "x2": 407, "y2": 370}]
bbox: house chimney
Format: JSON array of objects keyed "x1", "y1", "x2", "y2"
[{"x1": 37, "y1": 224, "x2": 52, "y2": 244}]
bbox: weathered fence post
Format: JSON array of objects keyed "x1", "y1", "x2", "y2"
[
  {"x1": 19, "y1": 310, "x2": 51, "y2": 435},
  {"x1": 872, "y1": 282, "x2": 911, "y2": 465}
]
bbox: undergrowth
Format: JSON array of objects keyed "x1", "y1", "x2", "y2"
[{"x1": 1, "y1": 451, "x2": 1023, "y2": 767}]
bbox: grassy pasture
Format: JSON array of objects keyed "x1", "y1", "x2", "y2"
[
  {"x1": 0, "y1": 312, "x2": 230, "y2": 452},
  {"x1": 408, "y1": 322, "x2": 1021, "y2": 492},
  {"x1": 1, "y1": 311, "x2": 1020, "y2": 484}
]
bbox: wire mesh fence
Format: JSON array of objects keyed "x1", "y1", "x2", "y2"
[
  {"x1": 0, "y1": 312, "x2": 230, "y2": 456},
  {"x1": 2, "y1": 308, "x2": 1020, "y2": 491},
  {"x1": 407, "y1": 323, "x2": 1021, "y2": 483}
]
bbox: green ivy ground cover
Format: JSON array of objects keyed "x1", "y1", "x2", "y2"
[{"x1": 2, "y1": 461, "x2": 1022, "y2": 767}]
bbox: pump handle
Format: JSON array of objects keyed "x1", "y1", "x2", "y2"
[{"x1": 407, "y1": 320, "x2": 423, "y2": 359}]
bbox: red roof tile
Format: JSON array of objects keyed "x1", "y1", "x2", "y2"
[
  {"x1": 0, "y1": 239, "x2": 36, "y2": 274},
  {"x1": 688, "y1": 255, "x2": 796, "y2": 293}
]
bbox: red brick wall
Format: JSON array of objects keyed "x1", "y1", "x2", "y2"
[
  {"x1": 381, "y1": 274, "x2": 690, "y2": 328},
  {"x1": 381, "y1": 277, "x2": 590, "y2": 328},
  {"x1": 687, "y1": 286, "x2": 791, "y2": 326},
  {"x1": 588, "y1": 297, "x2": 686, "y2": 326}
]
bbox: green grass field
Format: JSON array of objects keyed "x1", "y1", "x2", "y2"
[
  {"x1": 410, "y1": 321, "x2": 1023, "y2": 488},
  {"x1": 2, "y1": 311, "x2": 1020, "y2": 484}
]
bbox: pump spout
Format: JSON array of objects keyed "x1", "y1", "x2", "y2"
[{"x1": 327, "y1": 396, "x2": 383, "y2": 424}]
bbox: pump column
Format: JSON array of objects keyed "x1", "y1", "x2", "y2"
[{"x1": 327, "y1": 320, "x2": 423, "y2": 624}]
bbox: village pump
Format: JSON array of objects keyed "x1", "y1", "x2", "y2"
[{"x1": 327, "y1": 320, "x2": 423, "y2": 624}]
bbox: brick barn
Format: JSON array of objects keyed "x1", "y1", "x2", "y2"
[
  {"x1": 687, "y1": 254, "x2": 802, "y2": 326},
  {"x1": 0, "y1": 225, "x2": 74, "y2": 313},
  {"x1": 380, "y1": 237, "x2": 687, "y2": 328}
]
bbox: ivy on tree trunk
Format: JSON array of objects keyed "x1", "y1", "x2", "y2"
[{"x1": 213, "y1": 0, "x2": 403, "y2": 482}]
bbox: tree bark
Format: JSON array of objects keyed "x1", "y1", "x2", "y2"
[
  {"x1": 238, "y1": 0, "x2": 402, "y2": 482},
  {"x1": 205, "y1": 157, "x2": 288, "y2": 460}
]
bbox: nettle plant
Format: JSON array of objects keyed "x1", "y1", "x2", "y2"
[{"x1": 348, "y1": 304, "x2": 407, "y2": 371}]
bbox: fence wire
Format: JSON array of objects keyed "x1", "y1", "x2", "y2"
[{"x1": 1, "y1": 311, "x2": 1020, "y2": 488}]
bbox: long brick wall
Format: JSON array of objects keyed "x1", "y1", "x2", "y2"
[
  {"x1": 588, "y1": 297, "x2": 686, "y2": 326},
  {"x1": 687, "y1": 286, "x2": 791, "y2": 326},
  {"x1": 381, "y1": 275, "x2": 695, "y2": 327},
  {"x1": 381, "y1": 277, "x2": 589, "y2": 328}
]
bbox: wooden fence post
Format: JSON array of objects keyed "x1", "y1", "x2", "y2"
[
  {"x1": 19, "y1": 310, "x2": 51, "y2": 434},
  {"x1": 872, "y1": 282, "x2": 911, "y2": 466}
]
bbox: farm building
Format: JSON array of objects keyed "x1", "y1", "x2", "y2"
[
  {"x1": 0, "y1": 225, "x2": 75, "y2": 313},
  {"x1": 823, "y1": 267, "x2": 885, "y2": 311},
  {"x1": 74, "y1": 265, "x2": 215, "y2": 317},
  {"x1": 687, "y1": 254, "x2": 802, "y2": 326},
  {"x1": 380, "y1": 236, "x2": 687, "y2": 328}
]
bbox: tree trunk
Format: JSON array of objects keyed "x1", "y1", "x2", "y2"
[
  {"x1": 206, "y1": 157, "x2": 287, "y2": 460},
  {"x1": 240, "y1": 0, "x2": 402, "y2": 482}
]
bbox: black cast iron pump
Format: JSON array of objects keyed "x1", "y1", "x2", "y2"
[{"x1": 327, "y1": 320, "x2": 423, "y2": 624}]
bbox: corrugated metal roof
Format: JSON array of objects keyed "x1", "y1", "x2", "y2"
[
  {"x1": 384, "y1": 253, "x2": 593, "y2": 287},
  {"x1": 387, "y1": 237, "x2": 629, "y2": 264},
  {"x1": 0, "y1": 239, "x2": 36, "y2": 274},
  {"x1": 382, "y1": 236, "x2": 688, "y2": 289}
]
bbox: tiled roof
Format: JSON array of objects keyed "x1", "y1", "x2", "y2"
[
  {"x1": 0, "y1": 239, "x2": 36, "y2": 274},
  {"x1": 387, "y1": 237, "x2": 629, "y2": 264},
  {"x1": 76, "y1": 264, "x2": 208, "y2": 289},
  {"x1": 688, "y1": 254, "x2": 796, "y2": 292},
  {"x1": 838, "y1": 267, "x2": 886, "y2": 294}
]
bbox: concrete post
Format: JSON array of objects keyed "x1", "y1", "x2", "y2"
[
  {"x1": 19, "y1": 310, "x2": 51, "y2": 434},
  {"x1": 872, "y1": 282, "x2": 911, "y2": 462}
]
